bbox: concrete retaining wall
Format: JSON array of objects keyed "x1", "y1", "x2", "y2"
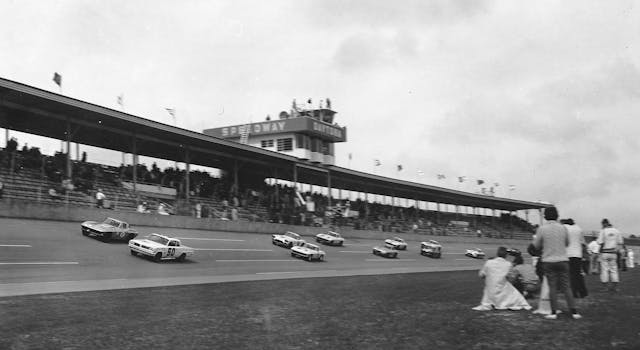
[{"x1": 0, "y1": 198, "x2": 530, "y2": 245}]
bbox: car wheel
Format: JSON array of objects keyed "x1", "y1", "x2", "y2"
[
  {"x1": 307, "y1": 255, "x2": 313, "y2": 262},
  {"x1": 82, "y1": 230, "x2": 88, "y2": 236},
  {"x1": 130, "y1": 250, "x2": 137, "y2": 256},
  {"x1": 287, "y1": 242, "x2": 293, "y2": 248},
  {"x1": 338, "y1": 241, "x2": 343, "y2": 246},
  {"x1": 319, "y1": 255, "x2": 324, "y2": 262},
  {"x1": 291, "y1": 252, "x2": 296, "y2": 257},
  {"x1": 154, "y1": 252, "x2": 162, "y2": 263},
  {"x1": 128, "y1": 233, "x2": 136, "y2": 241},
  {"x1": 177, "y1": 253, "x2": 186, "y2": 262},
  {"x1": 101, "y1": 233, "x2": 111, "y2": 243}
]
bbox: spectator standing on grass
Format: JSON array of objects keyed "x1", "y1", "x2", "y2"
[
  {"x1": 533, "y1": 206, "x2": 582, "y2": 320},
  {"x1": 95, "y1": 189, "x2": 106, "y2": 208},
  {"x1": 597, "y1": 218, "x2": 624, "y2": 292},
  {"x1": 619, "y1": 245, "x2": 628, "y2": 272},
  {"x1": 563, "y1": 218, "x2": 588, "y2": 298},
  {"x1": 588, "y1": 238, "x2": 600, "y2": 275},
  {"x1": 472, "y1": 246, "x2": 531, "y2": 311},
  {"x1": 627, "y1": 248, "x2": 635, "y2": 269}
]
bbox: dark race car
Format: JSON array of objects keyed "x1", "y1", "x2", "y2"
[{"x1": 81, "y1": 217, "x2": 138, "y2": 242}]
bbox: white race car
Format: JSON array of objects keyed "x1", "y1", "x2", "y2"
[
  {"x1": 372, "y1": 246, "x2": 398, "y2": 258},
  {"x1": 291, "y1": 242, "x2": 326, "y2": 262},
  {"x1": 420, "y1": 240, "x2": 442, "y2": 258},
  {"x1": 315, "y1": 231, "x2": 345, "y2": 246},
  {"x1": 384, "y1": 237, "x2": 407, "y2": 250},
  {"x1": 465, "y1": 248, "x2": 486, "y2": 259},
  {"x1": 272, "y1": 231, "x2": 305, "y2": 248},
  {"x1": 129, "y1": 233, "x2": 194, "y2": 262}
]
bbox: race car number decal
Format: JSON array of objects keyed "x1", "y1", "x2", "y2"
[{"x1": 167, "y1": 248, "x2": 176, "y2": 256}]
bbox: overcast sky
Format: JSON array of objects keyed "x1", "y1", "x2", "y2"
[{"x1": 2, "y1": 0, "x2": 640, "y2": 234}]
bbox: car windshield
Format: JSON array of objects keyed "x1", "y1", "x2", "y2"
[
  {"x1": 147, "y1": 235, "x2": 169, "y2": 245},
  {"x1": 394, "y1": 237, "x2": 404, "y2": 243},
  {"x1": 285, "y1": 232, "x2": 300, "y2": 239},
  {"x1": 103, "y1": 218, "x2": 119, "y2": 226},
  {"x1": 302, "y1": 243, "x2": 318, "y2": 251},
  {"x1": 329, "y1": 232, "x2": 340, "y2": 238}
]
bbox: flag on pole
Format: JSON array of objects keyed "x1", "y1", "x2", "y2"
[
  {"x1": 397, "y1": 165, "x2": 403, "y2": 171},
  {"x1": 52, "y1": 72, "x2": 62, "y2": 87},
  {"x1": 437, "y1": 174, "x2": 446, "y2": 179},
  {"x1": 477, "y1": 179, "x2": 484, "y2": 185},
  {"x1": 458, "y1": 176, "x2": 466, "y2": 183},
  {"x1": 117, "y1": 94, "x2": 124, "y2": 107},
  {"x1": 374, "y1": 159, "x2": 381, "y2": 166},
  {"x1": 348, "y1": 153, "x2": 352, "y2": 160},
  {"x1": 509, "y1": 184, "x2": 516, "y2": 191},
  {"x1": 165, "y1": 108, "x2": 176, "y2": 117},
  {"x1": 494, "y1": 182, "x2": 500, "y2": 187},
  {"x1": 417, "y1": 170, "x2": 424, "y2": 176}
]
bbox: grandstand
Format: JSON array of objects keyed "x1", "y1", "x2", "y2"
[{"x1": 0, "y1": 77, "x2": 550, "y2": 239}]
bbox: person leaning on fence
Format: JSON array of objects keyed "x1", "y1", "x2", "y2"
[
  {"x1": 597, "y1": 218, "x2": 624, "y2": 292},
  {"x1": 95, "y1": 189, "x2": 106, "y2": 208}
]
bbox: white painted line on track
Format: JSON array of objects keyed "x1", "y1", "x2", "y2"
[
  {"x1": 455, "y1": 258, "x2": 481, "y2": 261},
  {"x1": 365, "y1": 259, "x2": 416, "y2": 262},
  {"x1": 256, "y1": 270, "x2": 337, "y2": 275},
  {"x1": 0, "y1": 244, "x2": 32, "y2": 247},
  {"x1": 0, "y1": 262, "x2": 78, "y2": 265},
  {"x1": 177, "y1": 237, "x2": 245, "y2": 242},
  {"x1": 194, "y1": 248, "x2": 273, "y2": 252},
  {"x1": 216, "y1": 259, "x2": 298, "y2": 262},
  {"x1": 339, "y1": 251, "x2": 370, "y2": 253},
  {"x1": 343, "y1": 243, "x2": 371, "y2": 247}
]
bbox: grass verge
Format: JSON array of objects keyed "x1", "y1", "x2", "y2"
[{"x1": 1, "y1": 268, "x2": 639, "y2": 349}]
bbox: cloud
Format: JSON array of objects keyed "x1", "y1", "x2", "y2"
[{"x1": 307, "y1": 0, "x2": 491, "y2": 28}]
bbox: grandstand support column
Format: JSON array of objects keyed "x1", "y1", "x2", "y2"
[
  {"x1": 65, "y1": 120, "x2": 72, "y2": 179},
  {"x1": 293, "y1": 164, "x2": 298, "y2": 191},
  {"x1": 491, "y1": 208, "x2": 496, "y2": 229},
  {"x1": 539, "y1": 208, "x2": 543, "y2": 226},
  {"x1": 185, "y1": 148, "x2": 190, "y2": 202},
  {"x1": 132, "y1": 136, "x2": 137, "y2": 193},
  {"x1": 233, "y1": 159, "x2": 238, "y2": 196},
  {"x1": 525, "y1": 209, "x2": 529, "y2": 224},
  {"x1": 327, "y1": 171, "x2": 332, "y2": 207},
  {"x1": 436, "y1": 203, "x2": 440, "y2": 224}
]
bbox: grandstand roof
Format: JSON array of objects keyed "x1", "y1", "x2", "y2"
[{"x1": 0, "y1": 77, "x2": 551, "y2": 212}]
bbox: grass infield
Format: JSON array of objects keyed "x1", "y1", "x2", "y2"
[{"x1": 1, "y1": 268, "x2": 639, "y2": 349}]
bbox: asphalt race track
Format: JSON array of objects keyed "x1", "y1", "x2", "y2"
[{"x1": 0, "y1": 218, "x2": 527, "y2": 297}]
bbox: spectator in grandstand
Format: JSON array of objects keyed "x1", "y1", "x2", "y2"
[
  {"x1": 48, "y1": 188, "x2": 62, "y2": 200},
  {"x1": 195, "y1": 202, "x2": 202, "y2": 218},
  {"x1": 587, "y1": 238, "x2": 600, "y2": 274},
  {"x1": 508, "y1": 255, "x2": 539, "y2": 298},
  {"x1": 231, "y1": 206, "x2": 238, "y2": 221},
  {"x1": 157, "y1": 203, "x2": 170, "y2": 215},
  {"x1": 472, "y1": 246, "x2": 531, "y2": 311},
  {"x1": 562, "y1": 218, "x2": 588, "y2": 298},
  {"x1": 597, "y1": 218, "x2": 624, "y2": 292},
  {"x1": 137, "y1": 202, "x2": 150, "y2": 214},
  {"x1": 0, "y1": 181, "x2": 3, "y2": 199},
  {"x1": 95, "y1": 189, "x2": 106, "y2": 208},
  {"x1": 533, "y1": 207, "x2": 582, "y2": 320}
]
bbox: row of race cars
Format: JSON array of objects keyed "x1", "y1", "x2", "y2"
[
  {"x1": 81, "y1": 217, "x2": 511, "y2": 263},
  {"x1": 273, "y1": 231, "x2": 448, "y2": 261}
]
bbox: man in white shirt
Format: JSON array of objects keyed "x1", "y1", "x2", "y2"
[
  {"x1": 587, "y1": 239, "x2": 600, "y2": 275},
  {"x1": 596, "y1": 218, "x2": 624, "y2": 292},
  {"x1": 563, "y1": 218, "x2": 587, "y2": 298}
]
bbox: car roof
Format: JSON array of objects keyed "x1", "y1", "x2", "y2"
[{"x1": 149, "y1": 233, "x2": 171, "y2": 240}]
